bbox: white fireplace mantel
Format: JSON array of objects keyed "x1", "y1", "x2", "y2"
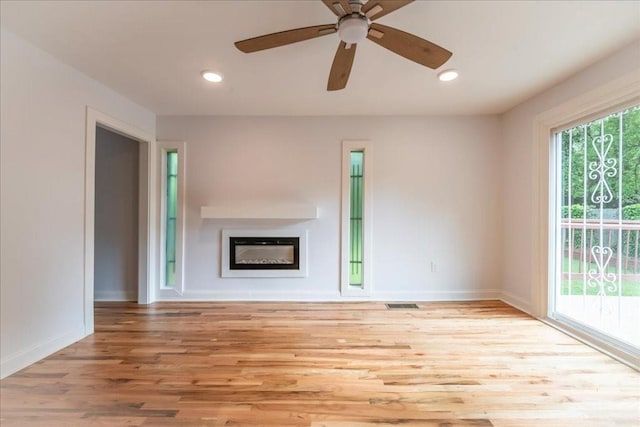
[{"x1": 201, "y1": 202, "x2": 317, "y2": 220}]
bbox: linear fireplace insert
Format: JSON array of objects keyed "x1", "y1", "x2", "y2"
[
  {"x1": 229, "y1": 237, "x2": 299, "y2": 270},
  {"x1": 221, "y1": 229, "x2": 308, "y2": 278}
]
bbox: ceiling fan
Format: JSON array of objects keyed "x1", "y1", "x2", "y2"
[{"x1": 234, "y1": 0, "x2": 452, "y2": 91}]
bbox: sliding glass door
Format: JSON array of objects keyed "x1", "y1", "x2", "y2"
[{"x1": 552, "y1": 105, "x2": 639, "y2": 352}]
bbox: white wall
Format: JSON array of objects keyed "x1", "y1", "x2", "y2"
[
  {"x1": 94, "y1": 127, "x2": 139, "y2": 301},
  {"x1": 501, "y1": 40, "x2": 640, "y2": 313},
  {"x1": 0, "y1": 29, "x2": 155, "y2": 378},
  {"x1": 156, "y1": 115, "x2": 503, "y2": 301}
]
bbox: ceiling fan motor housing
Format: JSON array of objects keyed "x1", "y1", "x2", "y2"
[{"x1": 337, "y1": 14, "x2": 369, "y2": 44}]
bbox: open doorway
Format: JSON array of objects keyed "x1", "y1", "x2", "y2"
[
  {"x1": 94, "y1": 126, "x2": 139, "y2": 301},
  {"x1": 84, "y1": 108, "x2": 155, "y2": 335}
]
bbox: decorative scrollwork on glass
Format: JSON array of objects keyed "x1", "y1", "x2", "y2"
[
  {"x1": 587, "y1": 245, "x2": 617, "y2": 297},
  {"x1": 588, "y1": 134, "x2": 617, "y2": 204}
]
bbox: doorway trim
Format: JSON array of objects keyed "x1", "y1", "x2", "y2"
[{"x1": 84, "y1": 107, "x2": 156, "y2": 335}]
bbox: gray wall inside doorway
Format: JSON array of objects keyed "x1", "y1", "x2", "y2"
[{"x1": 94, "y1": 126, "x2": 139, "y2": 301}]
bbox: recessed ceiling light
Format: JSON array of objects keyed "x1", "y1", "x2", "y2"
[
  {"x1": 438, "y1": 69, "x2": 459, "y2": 82},
  {"x1": 201, "y1": 71, "x2": 223, "y2": 82}
]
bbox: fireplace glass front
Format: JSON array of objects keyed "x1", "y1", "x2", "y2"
[{"x1": 229, "y1": 237, "x2": 299, "y2": 270}]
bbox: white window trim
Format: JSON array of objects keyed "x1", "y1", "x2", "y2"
[
  {"x1": 534, "y1": 71, "x2": 640, "y2": 368},
  {"x1": 341, "y1": 140, "x2": 373, "y2": 297},
  {"x1": 157, "y1": 140, "x2": 186, "y2": 297}
]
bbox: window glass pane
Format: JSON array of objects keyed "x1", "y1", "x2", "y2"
[
  {"x1": 555, "y1": 105, "x2": 640, "y2": 348},
  {"x1": 350, "y1": 151, "x2": 364, "y2": 286},
  {"x1": 165, "y1": 151, "x2": 178, "y2": 287}
]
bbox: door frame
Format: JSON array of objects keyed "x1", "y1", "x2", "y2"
[
  {"x1": 84, "y1": 107, "x2": 156, "y2": 334},
  {"x1": 533, "y1": 72, "x2": 640, "y2": 368}
]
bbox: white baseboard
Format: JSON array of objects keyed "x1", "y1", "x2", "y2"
[
  {"x1": 155, "y1": 288, "x2": 502, "y2": 302},
  {"x1": 372, "y1": 289, "x2": 501, "y2": 302},
  {"x1": 94, "y1": 290, "x2": 137, "y2": 301},
  {"x1": 499, "y1": 291, "x2": 533, "y2": 315},
  {"x1": 1, "y1": 326, "x2": 86, "y2": 379},
  {"x1": 171, "y1": 289, "x2": 340, "y2": 302}
]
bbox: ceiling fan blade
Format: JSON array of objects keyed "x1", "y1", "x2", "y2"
[
  {"x1": 362, "y1": 0, "x2": 414, "y2": 21},
  {"x1": 235, "y1": 24, "x2": 337, "y2": 53},
  {"x1": 321, "y1": 0, "x2": 352, "y2": 16},
  {"x1": 327, "y1": 41, "x2": 357, "y2": 91},
  {"x1": 367, "y1": 23, "x2": 452, "y2": 69}
]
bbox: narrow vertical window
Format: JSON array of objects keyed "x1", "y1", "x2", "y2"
[
  {"x1": 350, "y1": 151, "x2": 364, "y2": 286},
  {"x1": 165, "y1": 151, "x2": 178, "y2": 287},
  {"x1": 158, "y1": 141, "x2": 185, "y2": 294},
  {"x1": 341, "y1": 141, "x2": 372, "y2": 296}
]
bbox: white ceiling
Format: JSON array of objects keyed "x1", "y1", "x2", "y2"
[{"x1": 1, "y1": 0, "x2": 639, "y2": 116}]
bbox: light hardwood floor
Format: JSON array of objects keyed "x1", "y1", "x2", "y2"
[{"x1": 1, "y1": 301, "x2": 638, "y2": 426}]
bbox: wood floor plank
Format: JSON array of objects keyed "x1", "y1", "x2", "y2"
[{"x1": 1, "y1": 300, "x2": 638, "y2": 426}]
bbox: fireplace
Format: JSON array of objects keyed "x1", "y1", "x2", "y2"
[
  {"x1": 221, "y1": 229, "x2": 308, "y2": 277},
  {"x1": 230, "y1": 237, "x2": 299, "y2": 270}
]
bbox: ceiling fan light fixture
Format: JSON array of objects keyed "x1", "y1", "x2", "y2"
[
  {"x1": 438, "y1": 69, "x2": 459, "y2": 82},
  {"x1": 337, "y1": 15, "x2": 369, "y2": 44},
  {"x1": 201, "y1": 71, "x2": 223, "y2": 83}
]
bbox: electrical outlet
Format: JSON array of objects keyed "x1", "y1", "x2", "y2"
[{"x1": 430, "y1": 262, "x2": 438, "y2": 273}]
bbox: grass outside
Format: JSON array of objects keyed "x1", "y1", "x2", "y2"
[{"x1": 561, "y1": 257, "x2": 639, "y2": 296}]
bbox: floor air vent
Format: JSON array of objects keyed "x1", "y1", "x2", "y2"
[{"x1": 386, "y1": 303, "x2": 419, "y2": 310}]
